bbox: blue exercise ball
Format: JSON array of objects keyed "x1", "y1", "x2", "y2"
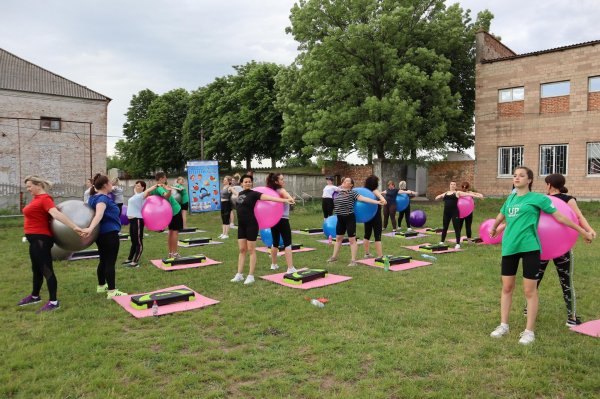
[
  {"x1": 260, "y1": 228, "x2": 283, "y2": 248},
  {"x1": 396, "y1": 193, "x2": 409, "y2": 212},
  {"x1": 353, "y1": 187, "x2": 377, "y2": 223},
  {"x1": 323, "y1": 215, "x2": 338, "y2": 238}
]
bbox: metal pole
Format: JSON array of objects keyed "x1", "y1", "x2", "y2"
[
  {"x1": 200, "y1": 128, "x2": 204, "y2": 160},
  {"x1": 17, "y1": 119, "x2": 23, "y2": 211},
  {"x1": 89, "y1": 123, "x2": 93, "y2": 177}
]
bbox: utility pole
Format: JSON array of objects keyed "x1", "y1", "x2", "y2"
[{"x1": 200, "y1": 128, "x2": 204, "y2": 160}]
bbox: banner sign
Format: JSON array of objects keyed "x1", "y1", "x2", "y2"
[{"x1": 186, "y1": 160, "x2": 220, "y2": 213}]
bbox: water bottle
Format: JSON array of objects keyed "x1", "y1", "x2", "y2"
[
  {"x1": 421, "y1": 254, "x2": 437, "y2": 262},
  {"x1": 152, "y1": 300, "x2": 159, "y2": 316},
  {"x1": 383, "y1": 255, "x2": 390, "y2": 272},
  {"x1": 310, "y1": 298, "x2": 325, "y2": 308},
  {"x1": 328, "y1": 235, "x2": 333, "y2": 245}
]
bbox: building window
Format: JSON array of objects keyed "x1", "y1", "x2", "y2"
[
  {"x1": 541, "y1": 81, "x2": 570, "y2": 98},
  {"x1": 498, "y1": 87, "x2": 524, "y2": 103},
  {"x1": 587, "y1": 142, "x2": 600, "y2": 175},
  {"x1": 539, "y1": 144, "x2": 568, "y2": 175},
  {"x1": 498, "y1": 146, "x2": 523, "y2": 177},
  {"x1": 40, "y1": 117, "x2": 61, "y2": 130},
  {"x1": 588, "y1": 77, "x2": 600, "y2": 111},
  {"x1": 589, "y1": 76, "x2": 600, "y2": 92}
]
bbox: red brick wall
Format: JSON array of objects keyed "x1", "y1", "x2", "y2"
[
  {"x1": 427, "y1": 161, "x2": 475, "y2": 199},
  {"x1": 322, "y1": 161, "x2": 373, "y2": 188},
  {"x1": 498, "y1": 101, "x2": 524, "y2": 117},
  {"x1": 540, "y1": 96, "x2": 569, "y2": 113},
  {"x1": 588, "y1": 92, "x2": 600, "y2": 110}
]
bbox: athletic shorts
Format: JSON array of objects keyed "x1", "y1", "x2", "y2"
[
  {"x1": 336, "y1": 213, "x2": 356, "y2": 238},
  {"x1": 271, "y1": 218, "x2": 292, "y2": 248},
  {"x1": 180, "y1": 202, "x2": 189, "y2": 211},
  {"x1": 169, "y1": 210, "x2": 184, "y2": 231},
  {"x1": 501, "y1": 250, "x2": 540, "y2": 280},
  {"x1": 237, "y1": 220, "x2": 259, "y2": 241}
]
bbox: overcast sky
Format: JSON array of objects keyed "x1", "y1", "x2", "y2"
[{"x1": 2, "y1": 0, "x2": 600, "y2": 163}]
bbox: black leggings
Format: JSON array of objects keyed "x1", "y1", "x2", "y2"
[
  {"x1": 128, "y1": 218, "x2": 144, "y2": 263},
  {"x1": 221, "y1": 201, "x2": 232, "y2": 225},
  {"x1": 441, "y1": 207, "x2": 461, "y2": 243},
  {"x1": 537, "y1": 250, "x2": 576, "y2": 318},
  {"x1": 397, "y1": 203, "x2": 411, "y2": 228},
  {"x1": 26, "y1": 234, "x2": 57, "y2": 301},
  {"x1": 271, "y1": 218, "x2": 292, "y2": 248},
  {"x1": 502, "y1": 250, "x2": 540, "y2": 280},
  {"x1": 364, "y1": 206, "x2": 382, "y2": 241},
  {"x1": 96, "y1": 231, "x2": 120, "y2": 290},
  {"x1": 459, "y1": 212, "x2": 473, "y2": 239},
  {"x1": 383, "y1": 203, "x2": 397, "y2": 229},
  {"x1": 322, "y1": 198, "x2": 334, "y2": 219}
]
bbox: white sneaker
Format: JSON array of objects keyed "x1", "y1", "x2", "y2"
[
  {"x1": 229, "y1": 223, "x2": 235, "y2": 228},
  {"x1": 439, "y1": 241, "x2": 444, "y2": 245},
  {"x1": 518, "y1": 330, "x2": 535, "y2": 345},
  {"x1": 270, "y1": 264, "x2": 279, "y2": 270},
  {"x1": 287, "y1": 267, "x2": 297, "y2": 273},
  {"x1": 243, "y1": 275, "x2": 255, "y2": 285},
  {"x1": 221, "y1": 235, "x2": 229, "y2": 239},
  {"x1": 230, "y1": 273, "x2": 244, "y2": 283},
  {"x1": 406, "y1": 228, "x2": 413, "y2": 232},
  {"x1": 218, "y1": 234, "x2": 224, "y2": 239},
  {"x1": 490, "y1": 324, "x2": 509, "y2": 338},
  {"x1": 454, "y1": 244, "x2": 461, "y2": 250}
]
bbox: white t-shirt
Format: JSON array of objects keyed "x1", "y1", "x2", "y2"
[{"x1": 322, "y1": 185, "x2": 340, "y2": 198}]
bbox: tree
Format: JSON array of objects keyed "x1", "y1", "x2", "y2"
[{"x1": 279, "y1": 0, "x2": 492, "y2": 162}]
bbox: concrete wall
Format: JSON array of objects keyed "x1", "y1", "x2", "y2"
[{"x1": 427, "y1": 161, "x2": 475, "y2": 199}]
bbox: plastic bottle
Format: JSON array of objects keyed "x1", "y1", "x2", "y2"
[
  {"x1": 152, "y1": 300, "x2": 159, "y2": 316},
  {"x1": 421, "y1": 254, "x2": 437, "y2": 262},
  {"x1": 383, "y1": 255, "x2": 390, "y2": 272},
  {"x1": 310, "y1": 298, "x2": 325, "y2": 308}
]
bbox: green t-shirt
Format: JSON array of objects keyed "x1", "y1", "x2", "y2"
[
  {"x1": 500, "y1": 192, "x2": 556, "y2": 256},
  {"x1": 174, "y1": 183, "x2": 189, "y2": 204},
  {"x1": 149, "y1": 186, "x2": 181, "y2": 215}
]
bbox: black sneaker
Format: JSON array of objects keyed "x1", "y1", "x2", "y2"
[
  {"x1": 122, "y1": 260, "x2": 132, "y2": 265},
  {"x1": 566, "y1": 317, "x2": 583, "y2": 327}
]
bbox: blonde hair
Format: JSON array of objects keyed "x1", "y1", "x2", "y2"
[
  {"x1": 111, "y1": 177, "x2": 120, "y2": 185},
  {"x1": 176, "y1": 176, "x2": 185, "y2": 184},
  {"x1": 224, "y1": 175, "x2": 233, "y2": 184},
  {"x1": 398, "y1": 181, "x2": 407, "y2": 190},
  {"x1": 24, "y1": 175, "x2": 52, "y2": 191},
  {"x1": 387, "y1": 180, "x2": 395, "y2": 187}
]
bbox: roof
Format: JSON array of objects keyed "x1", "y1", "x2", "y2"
[
  {"x1": 482, "y1": 39, "x2": 600, "y2": 64},
  {"x1": 0, "y1": 47, "x2": 110, "y2": 101}
]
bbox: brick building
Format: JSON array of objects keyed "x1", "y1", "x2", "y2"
[
  {"x1": 474, "y1": 31, "x2": 600, "y2": 198},
  {"x1": 0, "y1": 48, "x2": 110, "y2": 186}
]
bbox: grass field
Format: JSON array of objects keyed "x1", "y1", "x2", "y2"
[{"x1": 2, "y1": 199, "x2": 600, "y2": 398}]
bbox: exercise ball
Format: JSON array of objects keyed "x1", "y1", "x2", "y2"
[
  {"x1": 52, "y1": 200, "x2": 99, "y2": 251},
  {"x1": 253, "y1": 186, "x2": 283, "y2": 229},
  {"x1": 538, "y1": 196, "x2": 579, "y2": 260},
  {"x1": 457, "y1": 196, "x2": 474, "y2": 218},
  {"x1": 51, "y1": 244, "x2": 73, "y2": 261},
  {"x1": 171, "y1": 189, "x2": 182, "y2": 204},
  {"x1": 332, "y1": 191, "x2": 339, "y2": 199},
  {"x1": 409, "y1": 210, "x2": 427, "y2": 227},
  {"x1": 353, "y1": 187, "x2": 377, "y2": 223},
  {"x1": 396, "y1": 194, "x2": 409, "y2": 212},
  {"x1": 120, "y1": 205, "x2": 129, "y2": 226},
  {"x1": 479, "y1": 219, "x2": 503, "y2": 245},
  {"x1": 260, "y1": 228, "x2": 284, "y2": 248},
  {"x1": 142, "y1": 195, "x2": 172, "y2": 231},
  {"x1": 323, "y1": 215, "x2": 338, "y2": 238}
]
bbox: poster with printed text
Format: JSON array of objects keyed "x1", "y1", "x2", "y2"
[{"x1": 186, "y1": 160, "x2": 220, "y2": 213}]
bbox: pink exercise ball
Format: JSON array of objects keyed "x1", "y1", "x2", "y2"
[
  {"x1": 142, "y1": 196, "x2": 172, "y2": 231},
  {"x1": 253, "y1": 186, "x2": 283, "y2": 229},
  {"x1": 479, "y1": 219, "x2": 503, "y2": 245},
  {"x1": 538, "y1": 196, "x2": 579, "y2": 260},
  {"x1": 457, "y1": 196, "x2": 474, "y2": 218}
]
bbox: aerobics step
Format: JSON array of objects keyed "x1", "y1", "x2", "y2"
[
  {"x1": 161, "y1": 254, "x2": 206, "y2": 266},
  {"x1": 283, "y1": 269, "x2": 328, "y2": 285},
  {"x1": 374, "y1": 255, "x2": 412, "y2": 266},
  {"x1": 130, "y1": 288, "x2": 196, "y2": 310}
]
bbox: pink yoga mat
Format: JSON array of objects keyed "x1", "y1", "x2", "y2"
[
  {"x1": 292, "y1": 230, "x2": 324, "y2": 236},
  {"x1": 570, "y1": 319, "x2": 600, "y2": 337},
  {"x1": 255, "y1": 246, "x2": 317, "y2": 255},
  {"x1": 177, "y1": 240, "x2": 224, "y2": 248},
  {"x1": 150, "y1": 257, "x2": 222, "y2": 271},
  {"x1": 356, "y1": 257, "x2": 432, "y2": 271},
  {"x1": 403, "y1": 245, "x2": 463, "y2": 254},
  {"x1": 260, "y1": 269, "x2": 352, "y2": 289},
  {"x1": 316, "y1": 239, "x2": 365, "y2": 245},
  {"x1": 382, "y1": 232, "x2": 427, "y2": 240},
  {"x1": 111, "y1": 285, "x2": 219, "y2": 318}
]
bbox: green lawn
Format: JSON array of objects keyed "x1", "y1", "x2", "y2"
[{"x1": 2, "y1": 199, "x2": 600, "y2": 398}]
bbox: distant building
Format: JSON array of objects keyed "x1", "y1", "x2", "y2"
[
  {"x1": 474, "y1": 31, "x2": 600, "y2": 198},
  {"x1": 0, "y1": 47, "x2": 110, "y2": 186}
]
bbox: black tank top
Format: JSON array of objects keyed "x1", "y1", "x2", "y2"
[
  {"x1": 552, "y1": 193, "x2": 574, "y2": 203},
  {"x1": 443, "y1": 192, "x2": 458, "y2": 210}
]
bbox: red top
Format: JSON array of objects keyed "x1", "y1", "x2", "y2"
[{"x1": 23, "y1": 193, "x2": 55, "y2": 236}]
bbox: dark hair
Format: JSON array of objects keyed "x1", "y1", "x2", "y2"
[
  {"x1": 240, "y1": 174, "x2": 253, "y2": 183},
  {"x1": 461, "y1": 182, "x2": 470, "y2": 191},
  {"x1": 136, "y1": 180, "x2": 147, "y2": 190},
  {"x1": 266, "y1": 173, "x2": 282, "y2": 190},
  {"x1": 514, "y1": 166, "x2": 534, "y2": 191},
  {"x1": 545, "y1": 173, "x2": 568, "y2": 193},
  {"x1": 90, "y1": 173, "x2": 109, "y2": 195},
  {"x1": 343, "y1": 177, "x2": 354, "y2": 187},
  {"x1": 364, "y1": 175, "x2": 379, "y2": 191},
  {"x1": 155, "y1": 171, "x2": 166, "y2": 181}
]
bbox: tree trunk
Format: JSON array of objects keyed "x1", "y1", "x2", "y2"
[
  {"x1": 246, "y1": 156, "x2": 252, "y2": 170},
  {"x1": 271, "y1": 157, "x2": 277, "y2": 168}
]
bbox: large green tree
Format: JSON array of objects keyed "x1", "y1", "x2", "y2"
[{"x1": 278, "y1": 0, "x2": 491, "y2": 161}]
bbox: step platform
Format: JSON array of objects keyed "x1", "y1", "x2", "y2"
[
  {"x1": 161, "y1": 254, "x2": 206, "y2": 267},
  {"x1": 374, "y1": 255, "x2": 412, "y2": 266},
  {"x1": 277, "y1": 243, "x2": 303, "y2": 251},
  {"x1": 419, "y1": 243, "x2": 449, "y2": 252},
  {"x1": 179, "y1": 227, "x2": 199, "y2": 233},
  {"x1": 301, "y1": 228, "x2": 323, "y2": 234},
  {"x1": 470, "y1": 237, "x2": 484, "y2": 243},
  {"x1": 333, "y1": 237, "x2": 360, "y2": 243},
  {"x1": 70, "y1": 249, "x2": 100, "y2": 259},
  {"x1": 130, "y1": 288, "x2": 196, "y2": 310},
  {"x1": 397, "y1": 231, "x2": 418, "y2": 237},
  {"x1": 118, "y1": 233, "x2": 129, "y2": 240},
  {"x1": 424, "y1": 228, "x2": 444, "y2": 234},
  {"x1": 179, "y1": 237, "x2": 211, "y2": 245},
  {"x1": 283, "y1": 268, "x2": 328, "y2": 285}
]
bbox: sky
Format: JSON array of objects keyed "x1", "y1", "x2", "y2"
[{"x1": 2, "y1": 0, "x2": 600, "y2": 164}]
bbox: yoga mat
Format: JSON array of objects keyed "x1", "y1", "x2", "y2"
[
  {"x1": 356, "y1": 257, "x2": 432, "y2": 271},
  {"x1": 316, "y1": 239, "x2": 365, "y2": 246},
  {"x1": 260, "y1": 269, "x2": 352, "y2": 289},
  {"x1": 111, "y1": 285, "x2": 219, "y2": 318},
  {"x1": 292, "y1": 230, "x2": 324, "y2": 236},
  {"x1": 382, "y1": 232, "x2": 427, "y2": 240},
  {"x1": 570, "y1": 319, "x2": 600, "y2": 337},
  {"x1": 178, "y1": 240, "x2": 224, "y2": 248},
  {"x1": 414, "y1": 228, "x2": 453, "y2": 235},
  {"x1": 150, "y1": 257, "x2": 222, "y2": 271},
  {"x1": 403, "y1": 245, "x2": 463, "y2": 254},
  {"x1": 255, "y1": 246, "x2": 317, "y2": 255}
]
